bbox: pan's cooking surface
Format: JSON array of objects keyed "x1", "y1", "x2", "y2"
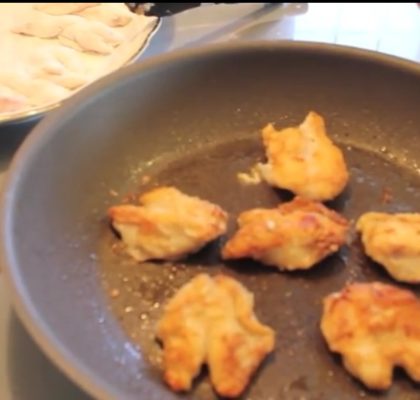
[{"x1": 99, "y1": 136, "x2": 420, "y2": 400}]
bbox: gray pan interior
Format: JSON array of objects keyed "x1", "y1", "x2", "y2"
[{"x1": 2, "y1": 42, "x2": 420, "y2": 400}]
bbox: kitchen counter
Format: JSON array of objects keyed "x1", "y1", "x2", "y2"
[{"x1": 0, "y1": 3, "x2": 419, "y2": 399}]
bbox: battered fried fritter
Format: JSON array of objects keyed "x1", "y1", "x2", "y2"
[
  {"x1": 156, "y1": 273, "x2": 275, "y2": 397},
  {"x1": 357, "y1": 212, "x2": 420, "y2": 283},
  {"x1": 108, "y1": 187, "x2": 228, "y2": 262},
  {"x1": 321, "y1": 282, "x2": 420, "y2": 390},
  {"x1": 222, "y1": 197, "x2": 349, "y2": 270},
  {"x1": 257, "y1": 111, "x2": 349, "y2": 201}
]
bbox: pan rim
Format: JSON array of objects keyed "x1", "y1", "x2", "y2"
[{"x1": 1, "y1": 40, "x2": 419, "y2": 400}]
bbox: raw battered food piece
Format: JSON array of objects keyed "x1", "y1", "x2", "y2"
[
  {"x1": 34, "y1": 3, "x2": 97, "y2": 15},
  {"x1": 0, "y1": 72, "x2": 70, "y2": 107},
  {"x1": 19, "y1": 80, "x2": 70, "y2": 106},
  {"x1": 29, "y1": 48, "x2": 87, "y2": 90},
  {"x1": 108, "y1": 187, "x2": 228, "y2": 262},
  {"x1": 35, "y1": 66, "x2": 86, "y2": 90},
  {"x1": 77, "y1": 3, "x2": 134, "y2": 27},
  {"x1": 257, "y1": 111, "x2": 349, "y2": 201},
  {"x1": 222, "y1": 196, "x2": 349, "y2": 270},
  {"x1": 156, "y1": 273, "x2": 275, "y2": 397},
  {"x1": 0, "y1": 85, "x2": 28, "y2": 113},
  {"x1": 52, "y1": 46, "x2": 87, "y2": 73},
  {"x1": 59, "y1": 19, "x2": 124, "y2": 54},
  {"x1": 1, "y1": 2, "x2": 158, "y2": 116},
  {"x1": 357, "y1": 212, "x2": 420, "y2": 283},
  {"x1": 321, "y1": 282, "x2": 420, "y2": 390},
  {"x1": 11, "y1": 11, "x2": 80, "y2": 39}
]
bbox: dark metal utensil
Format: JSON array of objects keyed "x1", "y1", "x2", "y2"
[
  {"x1": 128, "y1": 3, "x2": 281, "y2": 17},
  {"x1": 136, "y1": 3, "x2": 202, "y2": 16}
]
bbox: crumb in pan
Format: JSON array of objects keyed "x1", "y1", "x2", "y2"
[{"x1": 237, "y1": 165, "x2": 262, "y2": 186}]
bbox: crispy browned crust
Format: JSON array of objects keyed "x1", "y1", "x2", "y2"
[
  {"x1": 108, "y1": 187, "x2": 228, "y2": 262},
  {"x1": 156, "y1": 273, "x2": 275, "y2": 397},
  {"x1": 357, "y1": 212, "x2": 420, "y2": 283},
  {"x1": 257, "y1": 111, "x2": 349, "y2": 201},
  {"x1": 321, "y1": 282, "x2": 420, "y2": 390},
  {"x1": 222, "y1": 197, "x2": 349, "y2": 271}
]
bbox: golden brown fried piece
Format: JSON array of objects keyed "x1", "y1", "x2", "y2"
[
  {"x1": 257, "y1": 111, "x2": 349, "y2": 201},
  {"x1": 156, "y1": 273, "x2": 275, "y2": 397},
  {"x1": 357, "y1": 212, "x2": 420, "y2": 283},
  {"x1": 222, "y1": 197, "x2": 349, "y2": 271},
  {"x1": 108, "y1": 187, "x2": 228, "y2": 262},
  {"x1": 321, "y1": 282, "x2": 420, "y2": 390}
]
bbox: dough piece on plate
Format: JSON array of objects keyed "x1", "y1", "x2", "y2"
[
  {"x1": 0, "y1": 72, "x2": 70, "y2": 107},
  {"x1": 29, "y1": 48, "x2": 87, "y2": 90},
  {"x1": 34, "y1": 3, "x2": 97, "y2": 15},
  {"x1": 0, "y1": 85, "x2": 28, "y2": 114},
  {"x1": 11, "y1": 11, "x2": 80, "y2": 38},
  {"x1": 77, "y1": 3, "x2": 134, "y2": 27},
  {"x1": 18, "y1": 80, "x2": 70, "y2": 107},
  {"x1": 59, "y1": 20, "x2": 124, "y2": 54}
]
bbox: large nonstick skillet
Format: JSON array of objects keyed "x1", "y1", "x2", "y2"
[{"x1": 1, "y1": 41, "x2": 420, "y2": 400}]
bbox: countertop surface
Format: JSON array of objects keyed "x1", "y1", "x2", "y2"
[{"x1": 0, "y1": 3, "x2": 419, "y2": 399}]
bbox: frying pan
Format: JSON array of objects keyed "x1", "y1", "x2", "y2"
[{"x1": 1, "y1": 41, "x2": 420, "y2": 400}]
